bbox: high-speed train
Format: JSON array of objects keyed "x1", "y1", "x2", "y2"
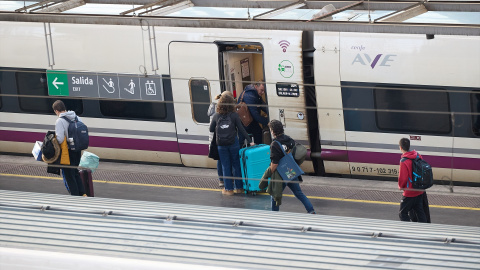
[{"x1": 0, "y1": 2, "x2": 479, "y2": 184}]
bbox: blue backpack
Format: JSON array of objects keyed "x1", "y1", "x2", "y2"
[{"x1": 62, "y1": 116, "x2": 89, "y2": 152}]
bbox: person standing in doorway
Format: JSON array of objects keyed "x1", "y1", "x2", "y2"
[
  {"x1": 237, "y1": 81, "x2": 268, "y2": 145},
  {"x1": 398, "y1": 138, "x2": 427, "y2": 222},
  {"x1": 52, "y1": 100, "x2": 86, "y2": 196}
]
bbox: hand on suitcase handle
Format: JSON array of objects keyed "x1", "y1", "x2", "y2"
[{"x1": 249, "y1": 142, "x2": 255, "y2": 147}]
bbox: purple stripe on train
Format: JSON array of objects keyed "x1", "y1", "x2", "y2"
[
  {"x1": 0, "y1": 130, "x2": 181, "y2": 153},
  {"x1": 323, "y1": 148, "x2": 480, "y2": 171}
]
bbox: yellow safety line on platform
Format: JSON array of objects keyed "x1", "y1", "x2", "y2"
[{"x1": 3, "y1": 173, "x2": 480, "y2": 211}]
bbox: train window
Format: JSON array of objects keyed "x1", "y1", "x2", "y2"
[
  {"x1": 99, "y1": 100, "x2": 166, "y2": 120},
  {"x1": 189, "y1": 79, "x2": 211, "y2": 124},
  {"x1": 374, "y1": 86, "x2": 451, "y2": 134},
  {"x1": 16, "y1": 70, "x2": 83, "y2": 114},
  {"x1": 472, "y1": 91, "x2": 480, "y2": 136}
]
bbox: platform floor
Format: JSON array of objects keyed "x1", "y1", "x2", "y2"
[{"x1": 0, "y1": 154, "x2": 479, "y2": 227}]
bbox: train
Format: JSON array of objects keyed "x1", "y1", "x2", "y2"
[{"x1": 0, "y1": 2, "x2": 479, "y2": 184}]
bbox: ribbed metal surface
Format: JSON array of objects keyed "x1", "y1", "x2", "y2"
[{"x1": 1, "y1": 190, "x2": 479, "y2": 269}]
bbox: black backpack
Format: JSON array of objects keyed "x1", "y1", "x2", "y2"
[
  {"x1": 62, "y1": 116, "x2": 89, "y2": 151},
  {"x1": 216, "y1": 113, "x2": 236, "y2": 146},
  {"x1": 401, "y1": 155, "x2": 433, "y2": 189},
  {"x1": 41, "y1": 131, "x2": 57, "y2": 159}
]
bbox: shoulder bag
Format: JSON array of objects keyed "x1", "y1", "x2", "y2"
[
  {"x1": 235, "y1": 90, "x2": 253, "y2": 127},
  {"x1": 275, "y1": 141, "x2": 304, "y2": 181}
]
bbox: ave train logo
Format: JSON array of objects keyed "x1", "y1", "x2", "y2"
[{"x1": 352, "y1": 53, "x2": 397, "y2": 69}]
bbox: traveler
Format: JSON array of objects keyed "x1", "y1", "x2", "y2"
[
  {"x1": 52, "y1": 100, "x2": 86, "y2": 196},
  {"x1": 237, "y1": 81, "x2": 268, "y2": 145},
  {"x1": 398, "y1": 138, "x2": 428, "y2": 222},
  {"x1": 208, "y1": 91, "x2": 234, "y2": 188},
  {"x1": 259, "y1": 120, "x2": 316, "y2": 213},
  {"x1": 210, "y1": 93, "x2": 254, "y2": 196}
]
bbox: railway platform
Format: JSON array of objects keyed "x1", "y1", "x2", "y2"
[{"x1": 1, "y1": 154, "x2": 479, "y2": 227}]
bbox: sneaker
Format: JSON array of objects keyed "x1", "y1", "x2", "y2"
[
  {"x1": 234, "y1": 189, "x2": 245, "y2": 194},
  {"x1": 219, "y1": 181, "x2": 224, "y2": 188},
  {"x1": 222, "y1": 189, "x2": 234, "y2": 196},
  {"x1": 82, "y1": 194, "x2": 88, "y2": 197},
  {"x1": 308, "y1": 211, "x2": 316, "y2": 214}
]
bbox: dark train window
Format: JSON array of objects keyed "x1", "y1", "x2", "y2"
[
  {"x1": 472, "y1": 91, "x2": 480, "y2": 136},
  {"x1": 100, "y1": 100, "x2": 166, "y2": 120},
  {"x1": 190, "y1": 79, "x2": 211, "y2": 124},
  {"x1": 16, "y1": 70, "x2": 83, "y2": 114},
  {"x1": 374, "y1": 86, "x2": 451, "y2": 134}
]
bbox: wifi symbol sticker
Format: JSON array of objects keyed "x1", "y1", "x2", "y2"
[{"x1": 279, "y1": 40, "x2": 290, "y2": 53}]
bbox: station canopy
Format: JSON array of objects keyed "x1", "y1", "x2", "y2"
[{"x1": 0, "y1": 1, "x2": 479, "y2": 32}]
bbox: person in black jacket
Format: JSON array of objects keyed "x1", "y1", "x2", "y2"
[
  {"x1": 265, "y1": 120, "x2": 315, "y2": 213},
  {"x1": 237, "y1": 82, "x2": 268, "y2": 146},
  {"x1": 210, "y1": 93, "x2": 254, "y2": 196}
]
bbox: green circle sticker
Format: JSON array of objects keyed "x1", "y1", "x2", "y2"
[{"x1": 278, "y1": 60, "x2": 294, "y2": 78}]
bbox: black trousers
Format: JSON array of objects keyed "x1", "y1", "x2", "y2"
[
  {"x1": 63, "y1": 151, "x2": 85, "y2": 196},
  {"x1": 399, "y1": 194, "x2": 427, "y2": 222},
  {"x1": 238, "y1": 122, "x2": 263, "y2": 146}
]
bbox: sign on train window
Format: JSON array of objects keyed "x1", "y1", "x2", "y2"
[
  {"x1": 189, "y1": 79, "x2": 211, "y2": 124},
  {"x1": 16, "y1": 70, "x2": 82, "y2": 114},
  {"x1": 374, "y1": 85, "x2": 451, "y2": 134},
  {"x1": 472, "y1": 91, "x2": 480, "y2": 136},
  {"x1": 276, "y1": 83, "x2": 299, "y2": 97}
]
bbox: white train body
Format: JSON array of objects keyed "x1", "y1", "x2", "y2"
[{"x1": 0, "y1": 18, "x2": 479, "y2": 183}]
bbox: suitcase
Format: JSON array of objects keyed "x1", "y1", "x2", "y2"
[
  {"x1": 79, "y1": 169, "x2": 94, "y2": 197},
  {"x1": 239, "y1": 144, "x2": 270, "y2": 195}
]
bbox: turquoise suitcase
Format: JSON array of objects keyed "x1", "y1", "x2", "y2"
[{"x1": 239, "y1": 144, "x2": 270, "y2": 195}]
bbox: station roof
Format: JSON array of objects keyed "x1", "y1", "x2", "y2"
[
  {"x1": 1, "y1": 190, "x2": 479, "y2": 269},
  {"x1": 0, "y1": 1, "x2": 479, "y2": 35}
]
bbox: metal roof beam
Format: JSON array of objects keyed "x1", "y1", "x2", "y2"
[
  {"x1": 254, "y1": 1, "x2": 306, "y2": 20},
  {"x1": 138, "y1": 0, "x2": 193, "y2": 16},
  {"x1": 32, "y1": 0, "x2": 86, "y2": 13},
  {"x1": 309, "y1": 1, "x2": 364, "y2": 21},
  {"x1": 375, "y1": 2, "x2": 427, "y2": 23},
  {"x1": 14, "y1": 0, "x2": 60, "y2": 12}
]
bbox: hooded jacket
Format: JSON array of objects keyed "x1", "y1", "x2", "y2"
[
  {"x1": 238, "y1": 85, "x2": 268, "y2": 126},
  {"x1": 398, "y1": 150, "x2": 425, "y2": 197},
  {"x1": 55, "y1": 111, "x2": 82, "y2": 144}
]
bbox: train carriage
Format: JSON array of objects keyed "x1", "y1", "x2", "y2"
[{"x1": 0, "y1": 0, "x2": 479, "y2": 184}]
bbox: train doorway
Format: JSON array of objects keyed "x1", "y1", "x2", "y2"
[
  {"x1": 218, "y1": 43, "x2": 265, "y2": 99},
  {"x1": 169, "y1": 42, "x2": 265, "y2": 167}
]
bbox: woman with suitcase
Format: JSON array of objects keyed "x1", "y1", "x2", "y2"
[{"x1": 209, "y1": 92, "x2": 254, "y2": 196}]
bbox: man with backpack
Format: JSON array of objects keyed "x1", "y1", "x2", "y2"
[
  {"x1": 398, "y1": 138, "x2": 428, "y2": 222},
  {"x1": 53, "y1": 100, "x2": 87, "y2": 196}
]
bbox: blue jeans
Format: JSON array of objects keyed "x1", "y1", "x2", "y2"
[
  {"x1": 271, "y1": 181, "x2": 315, "y2": 213},
  {"x1": 218, "y1": 137, "x2": 243, "y2": 191},
  {"x1": 217, "y1": 160, "x2": 223, "y2": 182}
]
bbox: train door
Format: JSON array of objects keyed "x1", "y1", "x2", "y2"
[{"x1": 169, "y1": 42, "x2": 220, "y2": 167}]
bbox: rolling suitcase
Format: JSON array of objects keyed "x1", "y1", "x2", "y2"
[
  {"x1": 79, "y1": 169, "x2": 94, "y2": 197},
  {"x1": 239, "y1": 144, "x2": 270, "y2": 195}
]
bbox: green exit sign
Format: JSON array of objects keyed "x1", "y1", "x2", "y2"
[{"x1": 47, "y1": 70, "x2": 69, "y2": 96}]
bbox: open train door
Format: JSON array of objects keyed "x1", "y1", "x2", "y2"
[{"x1": 169, "y1": 42, "x2": 220, "y2": 167}]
